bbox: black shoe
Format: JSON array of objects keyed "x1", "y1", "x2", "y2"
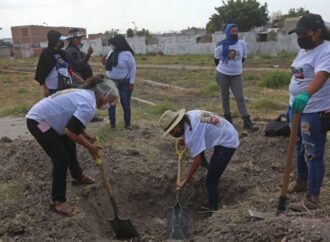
[
  {"x1": 90, "y1": 116, "x2": 104, "y2": 123},
  {"x1": 125, "y1": 124, "x2": 132, "y2": 130},
  {"x1": 242, "y1": 115, "x2": 258, "y2": 132}
]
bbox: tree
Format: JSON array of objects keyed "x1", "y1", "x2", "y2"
[
  {"x1": 285, "y1": 8, "x2": 309, "y2": 18},
  {"x1": 136, "y1": 28, "x2": 150, "y2": 37},
  {"x1": 101, "y1": 29, "x2": 119, "y2": 46},
  {"x1": 206, "y1": 0, "x2": 269, "y2": 33},
  {"x1": 126, "y1": 28, "x2": 134, "y2": 37}
]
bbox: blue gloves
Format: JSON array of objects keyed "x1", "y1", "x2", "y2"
[{"x1": 292, "y1": 91, "x2": 310, "y2": 113}]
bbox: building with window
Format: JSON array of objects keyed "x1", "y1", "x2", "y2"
[{"x1": 11, "y1": 25, "x2": 86, "y2": 57}]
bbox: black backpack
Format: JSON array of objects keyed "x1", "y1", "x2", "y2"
[{"x1": 265, "y1": 114, "x2": 290, "y2": 137}]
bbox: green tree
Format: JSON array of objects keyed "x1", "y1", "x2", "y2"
[
  {"x1": 136, "y1": 28, "x2": 150, "y2": 37},
  {"x1": 206, "y1": 0, "x2": 269, "y2": 33},
  {"x1": 126, "y1": 28, "x2": 134, "y2": 37},
  {"x1": 285, "y1": 8, "x2": 309, "y2": 17}
]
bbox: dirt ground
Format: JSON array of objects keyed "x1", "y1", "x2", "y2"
[{"x1": 0, "y1": 118, "x2": 330, "y2": 242}]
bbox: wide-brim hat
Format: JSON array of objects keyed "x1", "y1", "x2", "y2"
[
  {"x1": 67, "y1": 28, "x2": 86, "y2": 40},
  {"x1": 159, "y1": 109, "x2": 185, "y2": 138}
]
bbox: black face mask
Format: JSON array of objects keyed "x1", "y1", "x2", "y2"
[
  {"x1": 230, "y1": 34, "x2": 238, "y2": 41},
  {"x1": 297, "y1": 36, "x2": 315, "y2": 49}
]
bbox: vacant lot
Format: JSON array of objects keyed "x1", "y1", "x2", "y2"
[{"x1": 0, "y1": 54, "x2": 329, "y2": 241}]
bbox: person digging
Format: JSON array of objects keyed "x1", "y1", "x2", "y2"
[{"x1": 159, "y1": 109, "x2": 239, "y2": 216}]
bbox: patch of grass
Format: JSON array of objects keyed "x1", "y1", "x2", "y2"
[
  {"x1": 0, "y1": 181, "x2": 23, "y2": 202},
  {"x1": 148, "y1": 101, "x2": 176, "y2": 115},
  {"x1": 260, "y1": 71, "x2": 291, "y2": 89},
  {"x1": 17, "y1": 88, "x2": 28, "y2": 94},
  {"x1": 250, "y1": 98, "x2": 285, "y2": 110},
  {"x1": 203, "y1": 81, "x2": 218, "y2": 94},
  {"x1": 5, "y1": 104, "x2": 31, "y2": 116}
]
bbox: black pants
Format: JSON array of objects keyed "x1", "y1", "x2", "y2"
[
  {"x1": 204, "y1": 145, "x2": 236, "y2": 211},
  {"x1": 27, "y1": 119, "x2": 82, "y2": 202}
]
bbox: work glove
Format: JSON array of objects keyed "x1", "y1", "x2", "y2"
[{"x1": 292, "y1": 91, "x2": 310, "y2": 113}]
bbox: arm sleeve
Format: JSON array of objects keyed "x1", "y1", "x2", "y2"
[
  {"x1": 73, "y1": 102, "x2": 96, "y2": 127},
  {"x1": 315, "y1": 51, "x2": 330, "y2": 74},
  {"x1": 65, "y1": 116, "x2": 86, "y2": 135},
  {"x1": 35, "y1": 51, "x2": 53, "y2": 85},
  {"x1": 126, "y1": 53, "x2": 136, "y2": 84},
  {"x1": 214, "y1": 45, "x2": 222, "y2": 60}
]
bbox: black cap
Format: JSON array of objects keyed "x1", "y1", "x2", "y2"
[
  {"x1": 288, "y1": 13, "x2": 325, "y2": 34},
  {"x1": 47, "y1": 30, "x2": 66, "y2": 43}
]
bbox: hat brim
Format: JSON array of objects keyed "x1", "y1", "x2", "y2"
[
  {"x1": 162, "y1": 109, "x2": 186, "y2": 138},
  {"x1": 67, "y1": 34, "x2": 86, "y2": 39},
  {"x1": 288, "y1": 26, "x2": 311, "y2": 35},
  {"x1": 59, "y1": 36, "x2": 67, "y2": 41}
]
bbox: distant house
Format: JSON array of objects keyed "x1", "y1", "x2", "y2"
[{"x1": 11, "y1": 25, "x2": 86, "y2": 57}]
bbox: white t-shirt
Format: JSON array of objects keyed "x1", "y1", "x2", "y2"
[
  {"x1": 184, "y1": 110, "x2": 239, "y2": 157},
  {"x1": 215, "y1": 40, "x2": 247, "y2": 75},
  {"x1": 105, "y1": 51, "x2": 136, "y2": 84},
  {"x1": 289, "y1": 41, "x2": 330, "y2": 113},
  {"x1": 45, "y1": 54, "x2": 71, "y2": 90},
  {"x1": 26, "y1": 89, "x2": 96, "y2": 135}
]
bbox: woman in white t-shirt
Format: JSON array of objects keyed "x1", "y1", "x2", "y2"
[
  {"x1": 26, "y1": 75, "x2": 119, "y2": 216},
  {"x1": 287, "y1": 13, "x2": 330, "y2": 209},
  {"x1": 160, "y1": 109, "x2": 239, "y2": 216},
  {"x1": 214, "y1": 23, "x2": 258, "y2": 132}
]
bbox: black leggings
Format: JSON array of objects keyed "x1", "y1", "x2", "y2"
[
  {"x1": 27, "y1": 119, "x2": 82, "y2": 202},
  {"x1": 204, "y1": 145, "x2": 236, "y2": 211}
]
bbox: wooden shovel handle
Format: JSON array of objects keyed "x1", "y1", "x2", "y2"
[
  {"x1": 175, "y1": 139, "x2": 187, "y2": 187},
  {"x1": 280, "y1": 112, "x2": 301, "y2": 197}
]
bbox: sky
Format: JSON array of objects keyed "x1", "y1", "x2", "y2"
[{"x1": 1, "y1": 0, "x2": 330, "y2": 39}]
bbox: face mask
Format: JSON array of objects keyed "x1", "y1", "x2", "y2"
[
  {"x1": 230, "y1": 34, "x2": 238, "y2": 41},
  {"x1": 99, "y1": 103, "x2": 110, "y2": 110},
  {"x1": 297, "y1": 36, "x2": 315, "y2": 49}
]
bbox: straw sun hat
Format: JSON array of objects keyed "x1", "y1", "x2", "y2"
[{"x1": 159, "y1": 109, "x2": 185, "y2": 137}]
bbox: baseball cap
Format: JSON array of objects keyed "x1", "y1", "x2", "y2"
[{"x1": 288, "y1": 13, "x2": 325, "y2": 34}]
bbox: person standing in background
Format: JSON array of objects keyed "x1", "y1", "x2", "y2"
[
  {"x1": 66, "y1": 28, "x2": 103, "y2": 122},
  {"x1": 214, "y1": 23, "x2": 258, "y2": 132},
  {"x1": 105, "y1": 35, "x2": 136, "y2": 130}
]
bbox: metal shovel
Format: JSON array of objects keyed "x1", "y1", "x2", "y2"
[
  {"x1": 166, "y1": 140, "x2": 188, "y2": 240},
  {"x1": 95, "y1": 137, "x2": 139, "y2": 240}
]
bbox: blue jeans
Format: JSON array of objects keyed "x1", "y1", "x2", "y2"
[
  {"x1": 288, "y1": 107, "x2": 326, "y2": 196},
  {"x1": 108, "y1": 79, "x2": 132, "y2": 126},
  {"x1": 205, "y1": 145, "x2": 236, "y2": 211}
]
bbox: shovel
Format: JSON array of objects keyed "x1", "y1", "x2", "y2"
[
  {"x1": 166, "y1": 139, "x2": 188, "y2": 240},
  {"x1": 249, "y1": 112, "x2": 301, "y2": 219},
  {"x1": 95, "y1": 137, "x2": 139, "y2": 240}
]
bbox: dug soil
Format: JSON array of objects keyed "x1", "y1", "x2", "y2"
[{"x1": 0, "y1": 120, "x2": 330, "y2": 242}]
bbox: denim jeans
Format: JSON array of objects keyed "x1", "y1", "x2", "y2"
[
  {"x1": 205, "y1": 145, "x2": 236, "y2": 211},
  {"x1": 288, "y1": 107, "x2": 327, "y2": 196},
  {"x1": 108, "y1": 78, "x2": 132, "y2": 126}
]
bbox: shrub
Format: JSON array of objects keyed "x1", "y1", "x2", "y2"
[{"x1": 260, "y1": 71, "x2": 291, "y2": 89}]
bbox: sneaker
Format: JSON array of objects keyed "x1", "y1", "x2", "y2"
[
  {"x1": 90, "y1": 116, "x2": 104, "y2": 123},
  {"x1": 288, "y1": 180, "x2": 307, "y2": 194}
]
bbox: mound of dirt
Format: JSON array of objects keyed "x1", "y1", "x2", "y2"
[{"x1": 0, "y1": 122, "x2": 329, "y2": 241}]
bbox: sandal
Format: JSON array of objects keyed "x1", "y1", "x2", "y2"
[
  {"x1": 71, "y1": 174, "x2": 95, "y2": 186},
  {"x1": 50, "y1": 201, "x2": 74, "y2": 217}
]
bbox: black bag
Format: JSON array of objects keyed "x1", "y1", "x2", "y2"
[
  {"x1": 265, "y1": 114, "x2": 290, "y2": 137},
  {"x1": 57, "y1": 72, "x2": 72, "y2": 90}
]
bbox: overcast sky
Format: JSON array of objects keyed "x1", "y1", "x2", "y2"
[{"x1": 0, "y1": 0, "x2": 329, "y2": 38}]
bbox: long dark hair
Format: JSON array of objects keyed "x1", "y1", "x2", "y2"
[{"x1": 106, "y1": 35, "x2": 134, "y2": 71}]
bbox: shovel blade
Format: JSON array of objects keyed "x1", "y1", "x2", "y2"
[
  {"x1": 110, "y1": 216, "x2": 139, "y2": 240},
  {"x1": 166, "y1": 205, "x2": 188, "y2": 240}
]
